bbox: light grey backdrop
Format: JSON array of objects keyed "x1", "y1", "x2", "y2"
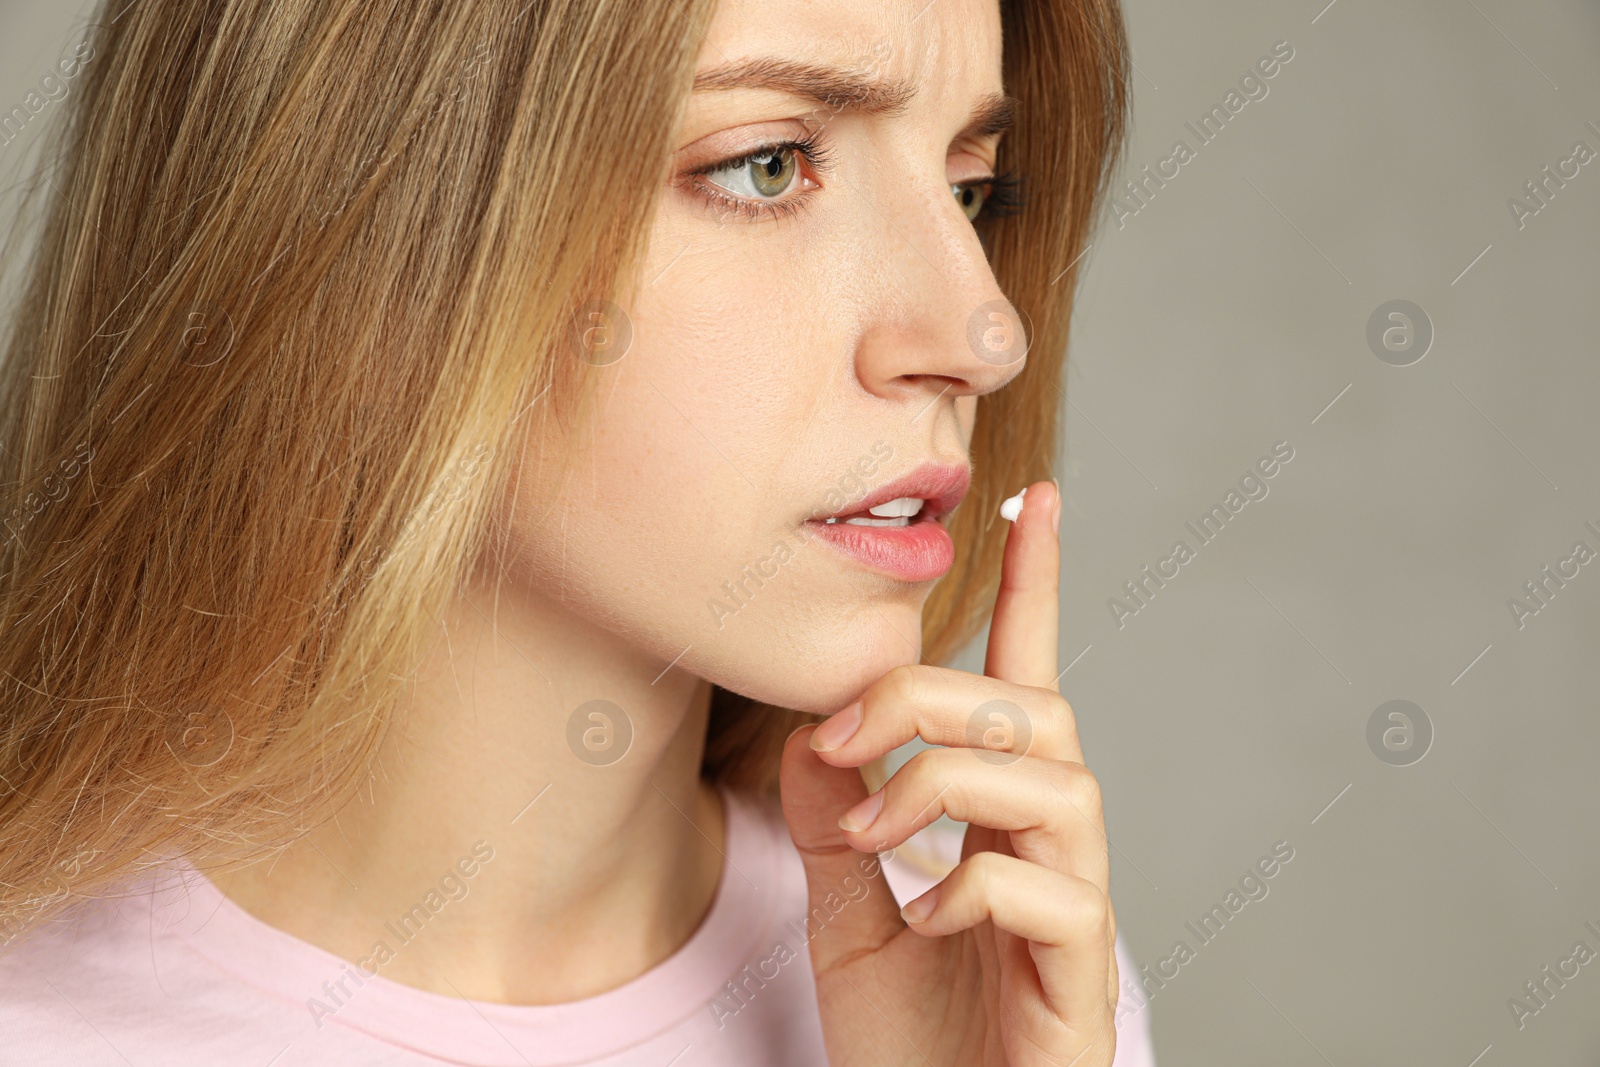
[{"x1": 4, "y1": 2, "x2": 1598, "y2": 1065}]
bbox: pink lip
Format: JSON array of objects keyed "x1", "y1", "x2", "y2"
[{"x1": 802, "y1": 462, "x2": 971, "y2": 582}]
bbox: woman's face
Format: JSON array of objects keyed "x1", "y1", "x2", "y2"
[{"x1": 507, "y1": 0, "x2": 1024, "y2": 713}]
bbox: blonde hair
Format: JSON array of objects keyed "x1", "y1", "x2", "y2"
[{"x1": 0, "y1": 0, "x2": 1128, "y2": 946}]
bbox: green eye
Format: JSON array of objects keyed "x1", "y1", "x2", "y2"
[
  {"x1": 954, "y1": 181, "x2": 987, "y2": 221},
  {"x1": 734, "y1": 147, "x2": 798, "y2": 198},
  {"x1": 688, "y1": 135, "x2": 836, "y2": 223}
]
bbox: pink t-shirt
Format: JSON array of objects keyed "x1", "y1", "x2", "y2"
[{"x1": 0, "y1": 784, "x2": 1156, "y2": 1064}]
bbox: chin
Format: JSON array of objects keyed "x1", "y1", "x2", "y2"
[{"x1": 690, "y1": 601, "x2": 925, "y2": 715}]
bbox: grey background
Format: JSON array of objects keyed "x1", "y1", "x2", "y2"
[{"x1": 4, "y1": 1, "x2": 1598, "y2": 1064}]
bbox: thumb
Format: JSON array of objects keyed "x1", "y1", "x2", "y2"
[{"x1": 779, "y1": 724, "x2": 905, "y2": 974}]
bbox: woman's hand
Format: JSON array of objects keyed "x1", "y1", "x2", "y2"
[{"x1": 780, "y1": 479, "x2": 1118, "y2": 1066}]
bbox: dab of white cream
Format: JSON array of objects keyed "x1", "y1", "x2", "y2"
[{"x1": 999, "y1": 486, "x2": 1028, "y2": 523}]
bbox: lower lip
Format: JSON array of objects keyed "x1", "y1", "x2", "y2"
[{"x1": 801, "y1": 517, "x2": 955, "y2": 583}]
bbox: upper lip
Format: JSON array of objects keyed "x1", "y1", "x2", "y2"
[{"x1": 809, "y1": 461, "x2": 972, "y2": 524}]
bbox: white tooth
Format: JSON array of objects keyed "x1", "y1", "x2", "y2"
[
  {"x1": 867, "y1": 496, "x2": 923, "y2": 518},
  {"x1": 844, "y1": 516, "x2": 910, "y2": 527}
]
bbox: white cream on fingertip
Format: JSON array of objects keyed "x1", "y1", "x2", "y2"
[{"x1": 999, "y1": 486, "x2": 1028, "y2": 522}]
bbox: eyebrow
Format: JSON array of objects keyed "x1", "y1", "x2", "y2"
[{"x1": 691, "y1": 57, "x2": 1017, "y2": 141}]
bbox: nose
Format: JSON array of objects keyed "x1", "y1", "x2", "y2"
[{"x1": 851, "y1": 182, "x2": 1027, "y2": 406}]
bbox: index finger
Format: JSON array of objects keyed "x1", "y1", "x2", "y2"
[{"x1": 984, "y1": 479, "x2": 1062, "y2": 693}]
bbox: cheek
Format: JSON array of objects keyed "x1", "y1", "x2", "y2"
[
  {"x1": 503, "y1": 370, "x2": 731, "y2": 608},
  {"x1": 492, "y1": 223, "x2": 937, "y2": 710},
  {"x1": 956, "y1": 395, "x2": 978, "y2": 445},
  {"x1": 496, "y1": 285, "x2": 827, "y2": 650}
]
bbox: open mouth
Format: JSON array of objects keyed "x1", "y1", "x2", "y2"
[
  {"x1": 801, "y1": 462, "x2": 970, "y2": 583},
  {"x1": 821, "y1": 496, "x2": 930, "y2": 528},
  {"x1": 808, "y1": 461, "x2": 970, "y2": 528}
]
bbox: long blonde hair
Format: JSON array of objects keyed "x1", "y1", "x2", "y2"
[{"x1": 0, "y1": 0, "x2": 1128, "y2": 945}]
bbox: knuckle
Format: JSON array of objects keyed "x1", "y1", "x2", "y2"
[
  {"x1": 920, "y1": 745, "x2": 968, "y2": 776},
  {"x1": 896, "y1": 748, "x2": 937, "y2": 790},
  {"x1": 1053, "y1": 761, "x2": 1103, "y2": 818},
  {"x1": 961, "y1": 849, "x2": 1008, "y2": 895},
  {"x1": 1062, "y1": 877, "x2": 1110, "y2": 931},
  {"x1": 902, "y1": 749, "x2": 966, "y2": 809},
  {"x1": 877, "y1": 662, "x2": 925, "y2": 709},
  {"x1": 902, "y1": 662, "x2": 949, "y2": 703},
  {"x1": 1042, "y1": 690, "x2": 1081, "y2": 743},
  {"x1": 1075, "y1": 883, "x2": 1113, "y2": 934}
]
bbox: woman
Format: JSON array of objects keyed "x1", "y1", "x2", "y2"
[{"x1": 0, "y1": 0, "x2": 1152, "y2": 1062}]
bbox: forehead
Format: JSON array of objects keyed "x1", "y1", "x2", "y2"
[{"x1": 694, "y1": 0, "x2": 1006, "y2": 104}]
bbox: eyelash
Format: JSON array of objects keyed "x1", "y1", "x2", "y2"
[
  {"x1": 975, "y1": 171, "x2": 1026, "y2": 220},
  {"x1": 682, "y1": 132, "x2": 1028, "y2": 225},
  {"x1": 684, "y1": 129, "x2": 836, "y2": 222}
]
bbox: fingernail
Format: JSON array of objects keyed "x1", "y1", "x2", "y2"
[
  {"x1": 811, "y1": 701, "x2": 862, "y2": 752},
  {"x1": 838, "y1": 790, "x2": 884, "y2": 833},
  {"x1": 1051, "y1": 478, "x2": 1061, "y2": 534},
  {"x1": 900, "y1": 886, "x2": 939, "y2": 923}
]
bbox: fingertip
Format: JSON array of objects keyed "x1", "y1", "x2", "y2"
[
  {"x1": 786, "y1": 721, "x2": 868, "y2": 769},
  {"x1": 784, "y1": 723, "x2": 821, "y2": 754},
  {"x1": 814, "y1": 747, "x2": 861, "y2": 768},
  {"x1": 1037, "y1": 478, "x2": 1058, "y2": 515},
  {"x1": 812, "y1": 741, "x2": 872, "y2": 769},
  {"x1": 810, "y1": 699, "x2": 862, "y2": 754},
  {"x1": 1020, "y1": 480, "x2": 1056, "y2": 534},
  {"x1": 900, "y1": 884, "x2": 940, "y2": 925}
]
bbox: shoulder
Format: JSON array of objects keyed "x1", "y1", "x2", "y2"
[{"x1": 0, "y1": 867, "x2": 393, "y2": 1064}]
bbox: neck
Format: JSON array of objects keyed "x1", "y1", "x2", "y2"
[{"x1": 198, "y1": 573, "x2": 726, "y2": 1004}]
